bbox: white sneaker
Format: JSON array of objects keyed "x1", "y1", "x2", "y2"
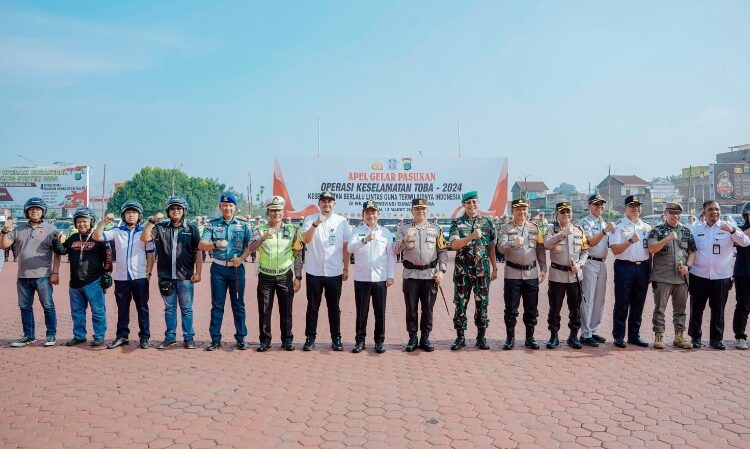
[
  {"x1": 43, "y1": 336, "x2": 56, "y2": 347},
  {"x1": 736, "y1": 339, "x2": 748, "y2": 350},
  {"x1": 10, "y1": 336, "x2": 35, "y2": 347}
]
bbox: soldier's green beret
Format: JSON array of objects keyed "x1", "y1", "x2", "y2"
[{"x1": 461, "y1": 191, "x2": 478, "y2": 203}]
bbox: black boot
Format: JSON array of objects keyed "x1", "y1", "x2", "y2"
[
  {"x1": 503, "y1": 328, "x2": 515, "y2": 350},
  {"x1": 567, "y1": 331, "x2": 582, "y2": 349},
  {"x1": 524, "y1": 327, "x2": 539, "y2": 350},
  {"x1": 419, "y1": 333, "x2": 434, "y2": 352},
  {"x1": 404, "y1": 334, "x2": 418, "y2": 352},
  {"x1": 546, "y1": 331, "x2": 559, "y2": 349},
  {"x1": 450, "y1": 330, "x2": 466, "y2": 351},
  {"x1": 476, "y1": 328, "x2": 490, "y2": 350}
]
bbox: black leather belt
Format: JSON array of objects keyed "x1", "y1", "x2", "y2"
[
  {"x1": 589, "y1": 256, "x2": 605, "y2": 262},
  {"x1": 403, "y1": 259, "x2": 438, "y2": 270},
  {"x1": 551, "y1": 262, "x2": 572, "y2": 272},
  {"x1": 616, "y1": 259, "x2": 647, "y2": 265},
  {"x1": 507, "y1": 261, "x2": 537, "y2": 271}
]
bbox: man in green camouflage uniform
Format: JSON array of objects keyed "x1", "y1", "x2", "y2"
[{"x1": 449, "y1": 191, "x2": 498, "y2": 350}]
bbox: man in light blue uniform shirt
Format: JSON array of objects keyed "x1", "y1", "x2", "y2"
[{"x1": 199, "y1": 193, "x2": 253, "y2": 351}]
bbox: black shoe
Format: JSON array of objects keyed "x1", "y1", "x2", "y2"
[
  {"x1": 450, "y1": 336, "x2": 466, "y2": 351},
  {"x1": 256, "y1": 342, "x2": 270, "y2": 352},
  {"x1": 475, "y1": 338, "x2": 490, "y2": 350},
  {"x1": 709, "y1": 340, "x2": 726, "y2": 350},
  {"x1": 64, "y1": 338, "x2": 87, "y2": 347},
  {"x1": 303, "y1": 338, "x2": 315, "y2": 351},
  {"x1": 235, "y1": 340, "x2": 249, "y2": 350},
  {"x1": 205, "y1": 341, "x2": 222, "y2": 351},
  {"x1": 419, "y1": 334, "x2": 434, "y2": 352},
  {"x1": 502, "y1": 337, "x2": 515, "y2": 350},
  {"x1": 628, "y1": 337, "x2": 649, "y2": 348},
  {"x1": 352, "y1": 341, "x2": 365, "y2": 353},
  {"x1": 592, "y1": 334, "x2": 607, "y2": 343},
  {"x1": 567, "y1": 337, "x2": 583, "y2": 349},
  {"x1": 374, "y1": 342, "x2": 385, "y2": 354},
  {"x1": 282, "y1": 341, "x2": 295, "y2": 351},
  {"x1": 184, "y1": 340, "x2": 195, "y2": 349},
  {"x1": 614, "y1": 338, "x2": 627, "y2": 348},
  {"x1": 524, "y1": 337, "x2": 540, "y2": 350},
  {"x1": 139, "y1": 338, "x2": 152, "y2": 349},
  {"x1": 404, "y1": 335, "x2": 418, "y2": 352},
  {"x1": 546, "y1": 335, "x2": 559, "y2": 349},
  {"x1": 91, "y1": 338, "x2": 104, "y2": 347},
  {"x1": 692, "y1": 338, "x2": 702, "y2": 348},
  {"x1": 332, "y1": 337, "x2": 343, "y2": 352},
  {"x1": 581, "y1": 337, "x2": 600, "y2": 348},
  {"x1": 107, "y1": 337, "x2": 129, "y2": 349},
  {"x1": 157, "y1": 339, "x2": 177, "y2": 350}
]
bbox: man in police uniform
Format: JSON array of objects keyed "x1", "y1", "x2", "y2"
[
  {"x1": 609, "y1": 195, "x2": 652, "y2": 348},
  {"x1": 395, "y1": 198, "x2": 448, "y2": 352},
  {"x1": 579, "y1": 193, "x2": 615, "y2": 347},
  {"x1": 496, "y1": 198, "x2": 547, "y2": 350},
  {"x1": 248, "y1": 196, "x2": 303, "y2": 352},
  {"x1": 449, "y1": 191, "x2": 498, "y2": 350},
  {"x1": 647, "y1": 202, "x2": 696, "y2": 349},
  {"x1": 198, "y1": 193, "x2": 253, "y2": 351},
  {"x1": 544, "y1": 201, "x2": 589, "y2": 349}
]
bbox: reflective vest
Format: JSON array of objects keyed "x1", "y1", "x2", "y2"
[{"x1": 257, "y1": 223, "x2": 303, "y2": 276}]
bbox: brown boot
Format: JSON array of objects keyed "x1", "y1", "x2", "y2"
[
  {"x1": 653, "y1": 332, "x2": 665, "y2": 349},
  {"x1": 673, "y1": 331, "x2": 692, "y2": 349}
]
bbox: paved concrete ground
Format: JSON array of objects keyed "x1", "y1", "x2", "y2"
[{"x1": 1, "y1": 255, "x2": 749, "y2": 449}]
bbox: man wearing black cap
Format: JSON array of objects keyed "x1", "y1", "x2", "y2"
[
  {"x1": 301, "y1": 191, "x2": 352, "y2": 351},
  {"x1": 579, "y1": 193, "x2": 616, "y2": 347},
  {"x1": 395, "y1": 198, "x2": 448, "y2": 351},
  {"x1": 496, "y1": 198, "x2": 547, "y2": 349},
  {"x1": 544, "y1": 201, "x2": 589, "y2": 349},
  {"x1": 608, "y1": 195, "x2": 652, "y2": 348},
  {"x1": 347, "y1": 201, "x2": 396, "y2": 353}
]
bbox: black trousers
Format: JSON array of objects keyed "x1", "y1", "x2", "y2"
[
  {"x1": 734, "y1": 277, "x2": 750, "y2": 340},
  {"x1": 547, "y1": 281, "x2": 581, "y2": 334},
  {"x1": 612, "y1": 260, "x2": 650, "y2": 340},
  {"x1": 305, "y1": 273, "x2": 342, "y2": 340},
  {"x1": 688, "y1": 274, "x2": 731, "y2": 342},
  {"x1": 354, "y1": 280, "x2": 387, "y2": 343},
  {"x1": 257, "y1": 271, "x2": 294, "y2": 344},
  {"x1": 114, "y1": 278, "x2": 150, "y2": 339},
  {"x1": 504, "y1": 278, "x2": 539, "y2": 332},
  {"x1": 403, "y1": 278, "x2": 437, "y2": 335}
]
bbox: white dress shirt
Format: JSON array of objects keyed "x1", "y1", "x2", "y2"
[
  {"x1": 102, "y1": 224, "x2": 155, "y2": 281},
  {"x1": 690, "y1": 221, "x2": 750, "y2": 280},
  {"x1": 609, "y1": 217, "x2": 651, "y2": 262},
  {"x1": 348, "y1": 224, "x2": 396, "y2": 282},
  {"x1": 301, "y1": 213, "x2": 352, "y2": 277}
]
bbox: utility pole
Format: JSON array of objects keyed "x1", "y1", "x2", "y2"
[{"x1": 101, "y1": 164, "x2": 107, "y2": 218}]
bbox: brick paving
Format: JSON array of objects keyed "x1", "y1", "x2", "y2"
[{"x1": 1, "y1": 255, "x2": 749, "y2": 449}]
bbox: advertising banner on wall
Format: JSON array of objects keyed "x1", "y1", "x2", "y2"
[
  {"x1": 272, "y1": 156, "x2": 508, "y2": 219},
  {"x1": 712, "y1": 163, "x2": 750, "y2": 205},
  {"x1": 0, "y1": 165, "x2": 90, "y2": 212}
]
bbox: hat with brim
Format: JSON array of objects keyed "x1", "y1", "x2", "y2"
[
  {"x1": 362, "y1": 200, "x2": 379, "y2": 211},
  {"x1": 556, "y1": 201, "x2": 572, "y2": 212},
  {"x1": 664, "y1": 202, "x2": 683, "y2": 213},
  {"x1": 511, "y1": 199, "x2": 529, "y2": 208},
  {"x1": 265, "y1": 196, "x2": 286, "y2": 211},
  {"x1": 625, "y1": 195, "x2": 642, "y2": 206},
  {"x1": 588, "y1": 193, "x2": 606, "y2": 204},
  {"x1": 412, "y1": 198, "x2": 428, "y2": 208},
  {"x1": 319, "y1": 191, "x2": 335, "y2": 201}
]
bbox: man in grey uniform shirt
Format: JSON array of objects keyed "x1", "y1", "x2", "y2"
[{"x1": 579, "y1": 193, "x2": 615, "y2": 347}]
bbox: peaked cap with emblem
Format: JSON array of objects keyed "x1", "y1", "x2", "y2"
[
  {"x1": 265, "y1": 195, "x2": 286, "y2": 210},
  {"x1": 511, "y1": 198, "x2": 529, "y2": 208},
  {"x1": 362, "y1": 200, "x2": 379, "y2": 211},
  {"x1": 412, "y1": 198, "x2": 428, "y2": 208}
]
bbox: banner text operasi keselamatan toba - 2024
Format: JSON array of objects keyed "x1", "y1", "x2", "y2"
[
  {"x1": 0, "y1": 165, "x2": 90, "y2": 211},
  {"x1": 273, "y1": 157, "x2": 508, "y2": 219}
]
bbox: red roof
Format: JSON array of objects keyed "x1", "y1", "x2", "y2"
[
  {"x1": 612, "y1": 175, "x2": 649, "y2": 186},
  {"x1": 514, "y1": 181, "x2": 548, "y2": 191}
]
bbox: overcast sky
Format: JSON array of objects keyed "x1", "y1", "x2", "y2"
[{"x1": 1, "y1": 1, "x2": 748, "y2": 199}]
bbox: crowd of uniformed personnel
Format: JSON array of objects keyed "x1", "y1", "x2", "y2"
[{"x1": 2, "y1": 189, "x2": 750, "y2": 353}]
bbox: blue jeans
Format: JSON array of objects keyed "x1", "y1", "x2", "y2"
[
  {"x1": 162, "y1": 279, "x2": 195, "y2": 341},
  {"x1": 17, "y1": 277, "x2": 57, "y2": 338},
  {"x1": 209, "y1": 264, "x2": 247, "y2": 342},
  {"x1": 69, "y1": 279, "x2": 107, "y2": 340}
]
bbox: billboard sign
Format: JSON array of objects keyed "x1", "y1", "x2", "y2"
[
  {"x1": 0, "y1": 165, "x2": 90, "y2": 211},
  {"x1": 712, "y1": 163, "x2": 750, "y2": 204},
  {"x1": 272, "y1": 156, "x2": 508, "y2": 219}
]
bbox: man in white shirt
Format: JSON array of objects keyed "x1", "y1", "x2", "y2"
[
  {"x1": 301, "y1": 191, "x2": 352, "y2": 351},
  {"x1": 688, "y1": 200, "x2": 750, "y2": 350},
  {"x1": 347, "y1": 201, "x2": 396, "y2": 353},
  {"x1": 608, "y1": 195, "x2": 652, "y2": 348}
]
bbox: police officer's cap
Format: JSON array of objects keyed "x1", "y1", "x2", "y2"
[
  {"x1": 624, "y1": 195, "x2": 642, "y2": 206},
  {"x1": 556, "y1": 201, "x2": 572, "y2": 212},
  {"x1": 412, "y1": 198, "x2": 428, "y2": 208},
  {"x1": 219, "y1": 192, "x2": 237, "y2": 205},
  {"x1": 265, "y1": 195, "x2": 286, "y2": 210},
  {"x1": 319, "y1": 191, "x2": 335, "y2": 201},
  {"x1": 362, "y1": 200, "x2": 379, "y2": 211},
  {"x1": 511, "y1": 199, "x2": 529, "y2": 208},
  {"x1": 588, "y1": 193, "x2": 606, "y2": 204},
  {"x1": 461, "y1": 191, "x2": 478, "y2": 203},
  {"x1": 664, "y1": 202, "x2": 683, "y2": 213}
]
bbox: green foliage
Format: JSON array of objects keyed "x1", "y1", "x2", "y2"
[
  {"x1": 108, "y1": 167, "x2": 228, "y2": 217},
  {"x1": 553, "y1": 182, "x2": 578, "y2": 196}
]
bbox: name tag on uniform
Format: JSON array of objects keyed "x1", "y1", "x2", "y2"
[
  {"x1": 714, "y1": 244, "x2": 720, "y2": 255},
  {"x1": 643, "y1": 240, "x2": 648, "y2": 249},
  {"x1": 329, "y1": 234, "x2": 336, "y2": 246}
]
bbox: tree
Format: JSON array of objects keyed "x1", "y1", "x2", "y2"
[
  {"x1": 108, "y1": 167, "x2": 228, "y2": 218},
  {"x1": 553, "y1": 182, "x2": 577, "y2": 196}
]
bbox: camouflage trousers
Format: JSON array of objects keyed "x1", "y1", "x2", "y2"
[{"x1": 453, "y1": 273, "x2": 491, "y2": 330}]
